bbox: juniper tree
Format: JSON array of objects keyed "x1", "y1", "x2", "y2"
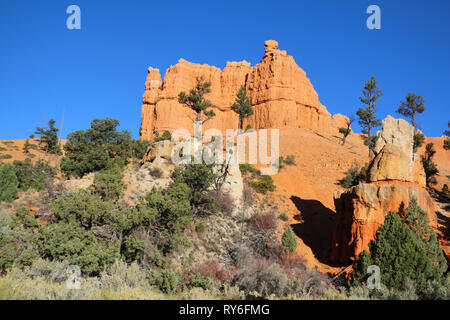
[
  {"x1": 281, "y1": 226, "x2": 297, "y2": 254},
  {"x1": 404, "y1": 198, "x2": 447, "y2": 277},
  {"x1": 354, "y1": 212, "x2": 438, "y2": 294},
  {"x1": 353, "y1": 200, "x2": 446, "y2": 295},
  {"x1": 60, "y1": 118, "x2": 133, "y2": 178},
  {"x1": 231, "y1": 85, "x2": 253, "y2": 131},
  {"x1": 356, "y1": 76, "x2": 382, "y2": 157}
]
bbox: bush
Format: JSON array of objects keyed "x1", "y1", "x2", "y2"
[
  {"x1": 195, "y1": 222, "x2": 205, "y2": 233},
  {"x1": 13, "y1": 159, "x2": 56, "y2": 192},
  {"x1": 34, "y1": 222, "x2": 119, "y2": 276},
  {"x1": 61, "y1": 118, "x2": 133, "y2": 178},
  {"x1": 193, "y1": 259, "x2": 229, "y2": 284},
  {"x1": 154, "y1": 130, "x2": 172, "y2": 142},
  {"x1": 279, "y1": 155, "x2": 296, "y2": 169},
  {"x1": 50, "y1": 191, "x2": 115, "y2": 227},
  {"x1": 339, "y1": 164, "x2": 368, "y2": 188},
  {"x1": 149, "y1": 269, "x2": 179, "y2": 294},
  {"x1": 0, "y1": 154, "x2": 12, "y2": 160},
  {"x1": 281, "y1": 226, "x2": 297, "y2": 254},
  {"x1": 239, "y1": 163, "x2": 258, "y2": 176},
  {"x1": 249, "y1": 211, "x2": 277, "y2": 232},
  {"x1": 171, "y1": 164, "x2": 217, "y2": 215},
  {"x1": 231, "y1": 256, "x2": 329, "y2": 298},
  {"x1": 143, "y1": 181, "x2": 193, "y2": 253},
  {"x1": 249, "y1": 175, "x2": 276, "y2": 194},
  {"x1": 91, "y1": 166, "x2": 126, "y2": 201},
  {"x1": 413, "y1": 132, "x2": 425, "y2": 152},
  {"x1": 0, "y1": 164, "x2": 19, "y2": 203},
  {"x1": 131, "y1": 139, "x2": 151, "y2": 160},
  {"x1": 211, "y1": 190, "x2": 234, "y2": 215},
  {"x1": 148, "y1": 167, "x2": 163, "y2": 179},
  {"x1": 186, "y1": 274, "x2": 210, "y2": 290}
]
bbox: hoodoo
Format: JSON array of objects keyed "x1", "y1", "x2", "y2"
[
  {"x1": 331, "y1": 116, "x2": 436, "y2": 264},
  {"x1": 140, "y1": 40, "x2": 348, "y2": 140}
]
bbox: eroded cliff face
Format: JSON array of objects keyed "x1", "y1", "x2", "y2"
[
  {"x1": 140, "y1": 40, "x2": 345, "y2": 140},
  {"x1": 331, "y1": 116, "x2": 436, "y2": 265}
]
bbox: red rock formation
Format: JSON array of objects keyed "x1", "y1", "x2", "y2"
[
  {"x1": 140, "y1": 40, "x2": 345, "y2": 140},
  {"x1": 331, "y1": 182, "x2": 436, "y2": 264},
  {"x1": 331, "y1": 116, "x2": 437, "y2": 265}
]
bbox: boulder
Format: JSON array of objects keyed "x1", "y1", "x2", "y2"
[
  {"x1": 368, "y1": 115, "x2": 426, "y2": 187},
  {"x1": 331, "y1": 182, "x2": 436, "y2": 264}
]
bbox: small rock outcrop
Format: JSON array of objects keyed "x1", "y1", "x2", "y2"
[
  {"x1": 140, "y1": 40, "x2": 347, "y2": 140},
  {"x1": 331, "y1": 116, "x2": 436, "y2": 264},
  {"x1": 141, "y1": 140, "x2": 244, "y2": 217}
]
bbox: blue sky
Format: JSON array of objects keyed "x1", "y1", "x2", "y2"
[{"x1": 1, "y1": 0, "x2": 449, "y2": 139}]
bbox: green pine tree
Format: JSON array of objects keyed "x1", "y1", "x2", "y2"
[
  {"x1": 397, "y1": 93, "x2": 426, "y2": 151},
  {"x1": 413, "y1": 132, "x2": 426, "y2": 152},
  {"x1": 421, "y1": 143, "x2": 439, "y2": 187},
  {"x1": 231, "y1": 85, "x2": 254, "y2": 131},
  {"x1": 34, "y1": 119, "x2": 61, "y2": 155},
  {"x1": 444, "y1": 121, "x2": 450, "y2": 150},
  {"x1": 178, "y1": 77, "x2": 216, "y2": 137},
  {"x1": 356, "y1": 76, "x2": 382, "y2": 158},
  {"x1": 397, "y1": 93, "x2": 425, "y2": 131}
]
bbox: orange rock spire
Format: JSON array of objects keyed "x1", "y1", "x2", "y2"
[{"x1": 140, "y1": 40, "x2": 347, "y2": 140}]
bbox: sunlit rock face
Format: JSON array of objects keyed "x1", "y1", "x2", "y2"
[
  {"x1": 331, "y1": 116, "x2": 435, "y2": 265},
  {"x1": 140, "y1": 40, "x2": 346, "y2": 140}
]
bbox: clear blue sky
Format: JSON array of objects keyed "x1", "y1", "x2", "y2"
[{"x1": 1, "y1": 0, "x2": 449, "y2": 139}]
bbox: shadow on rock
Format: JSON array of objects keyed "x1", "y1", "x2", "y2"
[{"x1": 290, "y1": 196, "x2": 335, "y2": 264}]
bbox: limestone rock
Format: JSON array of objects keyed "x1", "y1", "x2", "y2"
[
  {"x1": 140, "y1": 41, "x2": 344, "y2": 140},
  {"x1": 219, "y1": 159, "x2": 244, "y2": 218},
  {"x1": 142, "y1": 140, "x2": 176, "y2": 164},
  {"x1": 368, "y1": 115, "x2": 425, "y2": 187}
]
